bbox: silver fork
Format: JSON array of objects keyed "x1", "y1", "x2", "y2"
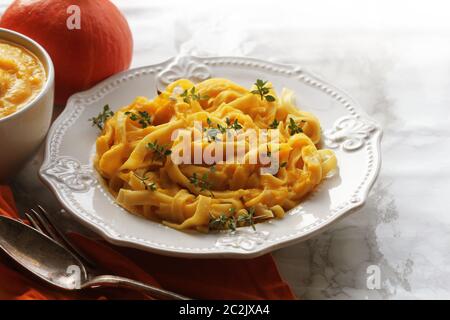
[
  {"x1": 24, "y1": 205, "x2": 189, "y2": 300},
  {"x1": 24, "y1": 205, "x2": 97, "y2": 268}
]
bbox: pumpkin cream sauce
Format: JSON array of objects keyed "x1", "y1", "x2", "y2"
[{"x1": 0, "y1": 41, "x2": 46, "y2": 119}]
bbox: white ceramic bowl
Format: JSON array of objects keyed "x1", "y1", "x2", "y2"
[{"x1": 0, "y1": 28, "x2": 54, "y2": 182}]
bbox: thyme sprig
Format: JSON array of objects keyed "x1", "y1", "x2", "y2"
[
  {"x1": 288, "y1": 118, "x2": 305, "y2": 135},
  {"x1": 209, "y1": 213, "x2": 236, "y2": 231},
  {"x1": 125, "y1": 111, "x2": 152, "y2": 128},
  {"x1": 251, "y1": 79, "x2": 276, "y2": 102},
  {"x1": 225, "y1": 117, "x2": 243, "y2": 131},
  {"x1": 89, "y1": 104, "x2": 114, "y2": 130},
  {"x1": 147, "y1": 140, "x2": 172, "y2": 161},
  {"x1": 237, "y1": 208, "x2": 256, "y2": 230},
  {"x1": 180, "y1": 86, "x2": 209, "y2": 104},
  {"x1": 204, "y1": 117, "x2": 243, "y2": 142},
  {"x1": 189, "y1": 172, "x2": 213, "y2": 194},
  {"x1": 208, "y1": 207, "x2": 257, "y2": 231},
  {"x1": 133, "y1": 173, "x2": 157, "y2": 191},
  {"x1": 269, "y1": 119, "x2": 279, "y2": 129},
  {"x1": 202, "y1": 118, "x2": 220, "y2": 142}
]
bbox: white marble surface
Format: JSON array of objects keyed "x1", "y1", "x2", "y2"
[{"x1": 3, "y1": 0, "x2": 450, "y2": 299}]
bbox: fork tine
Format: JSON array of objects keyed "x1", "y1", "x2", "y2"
[
  {"x1": 35, "y1": 205, "x2": 97, "y2": 268},
  {"x1": 29, "y1": 208, "x2": 62, "y2": 241},
  {"x1": 24, "y1": 211, "x2": 46, "y2": 234},
  {"x1": 26, "y1": 208, "x2": 75, "y2": 254}
]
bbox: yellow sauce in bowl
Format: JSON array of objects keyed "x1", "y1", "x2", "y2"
[{"x1": 0, "y1": 41, "x2": 46, "y2": 119}]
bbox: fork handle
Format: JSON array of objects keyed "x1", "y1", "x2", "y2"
[{"x1": 83, "y1": 275, "x2": 190, "y2": 300}]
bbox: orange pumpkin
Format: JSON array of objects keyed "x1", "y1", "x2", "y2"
[{"x1": 0, "y1": 0, "x2": 133, "y2": 105}]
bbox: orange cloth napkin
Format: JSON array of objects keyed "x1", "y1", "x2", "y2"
[{"x1": 0, "y1": 186, "x2": 295, "y2": 300}]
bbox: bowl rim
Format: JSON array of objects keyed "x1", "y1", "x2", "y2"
[{"x1": 0, "y1": 27, "x2": 55, "y2": 123}]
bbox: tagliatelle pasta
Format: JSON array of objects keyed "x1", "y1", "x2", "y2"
[{"x1": 94, "y1": 78, "x2": 337, "y2": 232}]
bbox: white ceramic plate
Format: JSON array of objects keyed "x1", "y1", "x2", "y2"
[{"x1": 39, "y1": 56, "x2": 382, "y2": 258}]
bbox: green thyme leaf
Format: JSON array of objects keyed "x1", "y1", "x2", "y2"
[
  {"x1": 288, "y1": 118, "x2": 304, "y2": 135},
  {"x1": 237, "y1": 207, "x2": 256, "y2": 231},
  {"x1": 189, "y1": 172, "x2": 213, "y2": 193},
  {"x1": 89, "y1": 104, "x2": 114, "y2": 130},
  {"x1": 269, "y1": 119, "x2": 279, "y2": 129},
  {"x1": 265, "y1": 95, "x2": 276, "y2": 102},
  {"x1": 251, "y1": 79, "x2": 276, "y2": 102},
  {"x1": 228, "y1": 118, "x2": 243, "y2": 131},
  {"x1": 180, "y1": 86, "x2": 209, "y2": 104},
  {"x1": 133, "y1": 173, "x2": 157, "y2": 191},
  {"x1": 147, "y1": 140, "x2": 172, "y2": 161},
  {"x1": 209, "y1": 207, "x2": 258, "y2": 231},
  {"x1": 209, "y1": 214, "x2": 235, "y2": 231},
  {"x1": 125, "y1": 111, "x2": 152, "y2": 128},
  {"x1": 209, "y1": 212, "x2": 236, "y2": 231},
  {"x1": 217, "y1": 123, "x2": 227, "y2": 134}
]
